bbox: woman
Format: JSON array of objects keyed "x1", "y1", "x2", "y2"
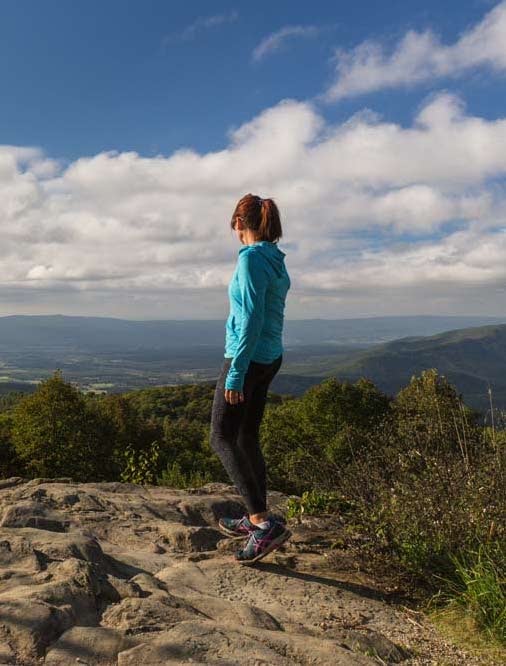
[{"x1": 210, "y1": 192, "x2": 292, "y2": 565}]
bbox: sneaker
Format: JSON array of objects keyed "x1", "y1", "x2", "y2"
[
  {"x1": 235, "y1": 518, "x2": 292, "y2": 565},
  {"x1": 218, "y1": 514, "x2": 256, "y2": 539}
]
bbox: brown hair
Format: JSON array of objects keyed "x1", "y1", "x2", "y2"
[{"x1": 230, "y1": 193, "x2": 282, "y2": 243}]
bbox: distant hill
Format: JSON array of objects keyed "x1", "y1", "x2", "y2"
[
  {"x1": 1, "y1": 315, "x2": 506, "y2": 412},
  {"x1": 0, "y1": 314, "x2": 505, "y2": 351},
  {"x1": 327, "y1": 323, "x2": 506, "y2": 414}
]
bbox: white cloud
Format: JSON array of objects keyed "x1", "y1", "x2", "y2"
[
  {"x1": 252, "y1": 25, "x2": 320, "y2": 62},
  {"x1": 164, "y1": 11, "x2": 239, "y2": 46},
  {"x1": 1, "y1": 92, "x2": 506, "y2": 317},
  {"x1": 324, "y1": 1, "x2": 506, "y2": 101},
  {"x1": 298, "y1": 226, "x2": 506, "y2": 292}
]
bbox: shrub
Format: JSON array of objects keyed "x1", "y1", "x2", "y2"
[
  {"x1": 392, "y1": 368, "x2": 483, "y2": 461},
  {"x1": 158, "y1": 461, "x2": 213, "y2": 489},
  {"x1": 285, "y1": 489, "x2": 350, "y2": 521},
  {"x1": 331, "y1": 369, "x2": 505, "y2": 641},
  {"x1": 120, "y1": 441, "x2": 161, "y2": 485}
]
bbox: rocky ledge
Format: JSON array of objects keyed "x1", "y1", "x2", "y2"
[{"x1": 0, "y1": 478, "x2": 488, "y2": 665}]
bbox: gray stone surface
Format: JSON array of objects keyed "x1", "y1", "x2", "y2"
[{"x1": 0, "y1": 479, "x2": 486, "y2": 665}]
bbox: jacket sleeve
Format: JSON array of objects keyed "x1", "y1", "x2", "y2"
[{"x1": 225, "y1": 251, "x2": 269, "y2": 392}]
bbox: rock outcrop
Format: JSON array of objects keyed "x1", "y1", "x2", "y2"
[{"x1": 0, "y1": 478, "x2": 487, "y2": 665}]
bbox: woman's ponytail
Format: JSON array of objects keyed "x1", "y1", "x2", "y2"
[
  {"x1": 258, "y1": 198, "x2": 282, "y2": 242},
  {"x1": 230, "y1": 194, "x2": 282, "y2": 243}
]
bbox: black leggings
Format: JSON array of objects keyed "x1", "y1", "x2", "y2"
[{"x1": 210, "y1": 354, "x2": 282, "y2": 515}]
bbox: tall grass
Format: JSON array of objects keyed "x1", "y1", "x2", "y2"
[{"x1": 447, "y1": 541, "x2": 505, "y2": 643}]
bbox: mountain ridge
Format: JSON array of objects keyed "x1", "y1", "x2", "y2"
[{"x1": 329, "y1": 323, "x2": 506, "y2": 412}]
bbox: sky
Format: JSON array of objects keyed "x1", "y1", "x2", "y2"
[{"x1": 1, "y1": 0, "x2": 506, "y2": 320}]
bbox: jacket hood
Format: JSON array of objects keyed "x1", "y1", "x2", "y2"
[{"x1": 239, "y1": 241, "x2": 286, "y2": 278}]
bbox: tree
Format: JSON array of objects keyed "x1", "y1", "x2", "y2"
[
  {"x1": 260, "y1": 377, "x2": 391, "y2": 494},
  {"x1": 261, "y1": 396, "x2": 315, "y2": 494},
  {"x1": 11, "y1": 371, "x2": 113, "y2": 480},
  {"x1": 161, "y1": 417, "x2": 224, "y2": 483},
  {"x1": 302, "y1": 377, "x2": 391, "y2": 437},
  {"x1": 0, "y1": 412, "x2": 22, "y2": 478}
]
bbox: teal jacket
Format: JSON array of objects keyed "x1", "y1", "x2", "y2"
[{"x1": 224, "y1": 240, "x2": 290, "y2": 392}]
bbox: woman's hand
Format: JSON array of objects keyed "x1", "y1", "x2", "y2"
[{"x1": 224, "y1": 389, "x2": 244, "y2": 405}]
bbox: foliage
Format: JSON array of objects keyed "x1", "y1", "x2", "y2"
[
  {"x1": 261, "y1": 376, "x2": 391, "y2": 494},
  {"x1": 93, "y1": 393, "x2": 163, "y2": 478},
  {"x1": 0, "y1": 392, "x2": 26, "y2": 414},
  {"x1": 285, "y1": 489, "x2": 349, "y2": 520},
  {"x1": 107, "y1": 384, "x2": 225, "y2": 487},
  {"x1": 11, "y1": 371, "x2": 115, "y2": 480},
  {"x1": 161, "y1": 418, "x2": 226, "y2": 485},
  {"x1": 158, "y1": 461, "x2": 213, "y2": 489},
  {"x1": 331, "y1": 368, "x2": 505, "y2": 642},
  {"x1": 124, "y1": 383, "x2": 214, "y2": 424},
  {"x1": 0, "y1": 412, "x2": 23, "y2": 477},
  {"x1": 440, "y1": 540, "x2": 506, "y2": 643},
  {"x1": 120, "y1": 441, "x2": 161, "y2": 485},
  {"x1": 392, "y1": 368, "x2": 483, "y2": 461}
]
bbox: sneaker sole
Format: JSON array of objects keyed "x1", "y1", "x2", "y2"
[{"x1": 236, "y1": 528, "x2": 292, "y2": 565}]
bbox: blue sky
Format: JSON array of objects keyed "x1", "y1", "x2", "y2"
[
  {"x1": 1, "y1": 0, "x2": 503, "y2": 160},
  {"x1": 0, "y1": 1, "x2": 506, "y2": 319}
]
